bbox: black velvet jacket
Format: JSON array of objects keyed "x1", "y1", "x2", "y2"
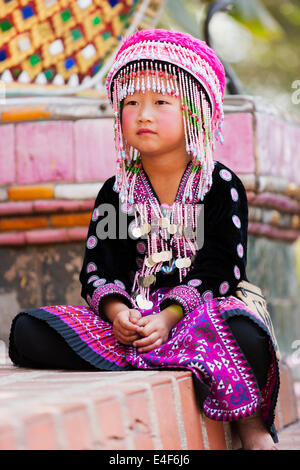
[{"x1": 79, "y1": 160, "x2": 249, "y2": 319}]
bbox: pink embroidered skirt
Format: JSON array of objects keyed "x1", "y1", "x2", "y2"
[{"x1": 12, "y1": 287, "x2": 279, "y2": 441}]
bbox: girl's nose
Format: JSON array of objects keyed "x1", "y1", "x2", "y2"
[{"x1": 137, "y1": 102, "x2": 154, "y2": 121}]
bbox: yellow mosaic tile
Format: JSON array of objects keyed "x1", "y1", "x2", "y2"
[
  {"x1": 31, "y1": 21, "x2": 55, "y2": 49},
  {"x1": 0, "y1": 0, "x2": 143, "y2": 85}
]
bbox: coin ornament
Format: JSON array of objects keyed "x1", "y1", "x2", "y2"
[
  {"x1": 145, "y1": 256, "x2": 156, "y2": 268},
  {"x1": 167, "y1": 224, "x2": 177, "y2": 234},
  {"x1": 149, "y1": 250, "x2": 172, "y2": 264},
  {"x1": 131, "y1": 226, "x2": 142, "y2": 239},
  {"x1": 176, "y1": 225, "x2": 184, "y2": 236},
  {"x1": 139, "y1": 274, "x2": 156, "y2": 287},
  {"x1": 160, "y1": 250, "x2": 172, "y2": 262},
  {"x1": 136, "y1": 294, "x2": 154, "y2": 310},
  {"x1": 175, "y1": 257, "x2": 192, "y2": 269},
  {"x1": 158, "y1": 217, "x2": 169, "y2": 229},
  {"x1": 141, "y1": 222, "x2": 151, "y2": 235},
  {"x1": 151, "y1": 252, "x2": 163, "y2": 264}
]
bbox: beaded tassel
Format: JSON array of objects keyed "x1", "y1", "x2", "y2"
[
  {"x1": 112, "y1": 59, "x2": 218, "y2": 301},
  {"x1": 113, "y1": 61, "x2": 217, "y2": 205},
  {"x1": 132, "y1": 199, "x2": 201, "y2": 305}
]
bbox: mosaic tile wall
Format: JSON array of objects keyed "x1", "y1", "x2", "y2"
[{"x1": 0, "y1": 0, "x2": 140, "y2": 85}]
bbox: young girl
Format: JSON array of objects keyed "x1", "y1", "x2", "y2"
[{"x1": 9, "y1": 29, "x2": 279, "y2": 450}]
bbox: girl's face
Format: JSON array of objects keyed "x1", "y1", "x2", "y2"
[{"x1": 121, "y1": 87, "x2": 186, "y2": 158}]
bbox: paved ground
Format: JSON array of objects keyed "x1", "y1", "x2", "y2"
[{"x1": 277, "y1": 420, "x2": 300, "y2": 450}]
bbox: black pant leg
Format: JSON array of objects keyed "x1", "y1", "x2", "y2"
[
  {"x1": 10, "y1": 314, "x2": 97, "y2": 370},
  {"x1": 226, "y1": 315, "x2": 271, "y2": 391}
]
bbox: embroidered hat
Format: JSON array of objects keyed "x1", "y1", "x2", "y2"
[{"x1": 105, "y1": 28, "x2": 226, "y2": 205}]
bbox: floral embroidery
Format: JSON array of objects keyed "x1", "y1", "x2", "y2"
[
  {"x1": 219, "y1": 169, "x2": 232, "y2": 182},
  {"x1": 92, "y1": 208, "x2": 99, "y2": 221},
  {"x1": 233, "y1": 266, "x2": 241, "y2": 279},
  {"x1": 188, "y1": 278, "x2": 202, "y2": 287},
  {"x1": 219, "y1": 281, "x2": 230, "y2": 295},
  {"x1": 93, "y1": 278, "x2": 107, "y2": 287},
  {"x1": 136, "y1": 241, "x2": 146, "y2": 254},
  {"x1": 202, "y1": 290, "x2": 214, "y2": 302},
  {"x1": 232, "y1": 215, "x2": 241, "y2": 229},
  {"x1": 237, "y1": 243, "x2": 244, "y2": 258},
  {"x1": 87, "y1": 235, "x2": 98, "y2": 249},
  {"x1": 114, "y1": 279, "x2": 126, "y2": 289},
  {"x1": 230, "y1": 187, "x2": 239, "y2": 202},
  {"x1": 87, "y1": 262, "x2": 97, "y2": 273}
]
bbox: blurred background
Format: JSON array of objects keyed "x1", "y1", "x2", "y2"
[
  {"x1": 0, "y1": 1, "x2": 300, "y2": 448},
  {"x1": 157, "y1": 0, "x2": 300, "y2": 117},
  {"x1": 0, "y1": 0, "x2": 300, "y2": 360}
]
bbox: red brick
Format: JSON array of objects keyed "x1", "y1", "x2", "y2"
[
  {"x1": 0, "y1": 232, "x2": 26, "y2": 245},
  {"x1": 178, "y1": 378, "x2": 204, "y2": 450},
  {"x1": 50, "y1": 212, "x2": 91, "y2": 227},
  {"x1": 0, "y1": 216, "x2": 48, "y2": 231},
  {"x1": 0, "y1": 424, "x2": 17, "y2": 450},
  {"x1": 144, "y1": 373, "x2": 173, "y2": 387},
  {"x1": 61, "y1": 403, "x2": 93, "y2": 450},
  {"x1": 0, "y1": 201, "x2": 33, "y2": 215},
  {"x1": 25, "y1": 228, "x2": 68, "y2": 244},
  {"x1": 152, "y1": 382, "x2": 182, "y2": 450},
  {"x1": 126, "y1": 391, "x2": 154, "y2": 450},
  {"x1": 203, "y1": 417, "x2": 227, "y2": 450},
  {"x1": 95, "y1": 399, "x2": 127, "y2": 450},
  {"x1": 24, "y1": 413, "x2": 58, "y2": 450},
  {"x1": 67, "y1": 226, "x2": 88, "y2": 240},
  {"x1": 8, "y1": 185, "x2": 54, "y2": 201},
  {"x1": 33, "y1": 199, "x2": 94, "y2": 213},
  {"x1": 279, "y1": 365, "x2": 295, "y2": 427}
]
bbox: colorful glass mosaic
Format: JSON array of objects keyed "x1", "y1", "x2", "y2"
[{"x1": 0, "y1": 0, "x2": 141, "y2": 85}]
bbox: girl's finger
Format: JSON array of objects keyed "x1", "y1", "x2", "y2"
[
  {"x1": 129, "y1": 309, "x2": 142, "y2": 323},
  {"x1": 138, "y1": 338, "x2": 162, "y2": 354},
  {"x1": 119, "y1": 318, "x2": 140, "y2": 333},
  {"x1": 133, "y1": 331, "x2": 158, "y2": 348},
  {"x1": 115, "y1": 333, "x2": 139, "y2": 346},
  {"x1": 119, "y1": 327, "x2": 140, "y2": 338},
  {"x1": 136, "y1": 317, "x2": 150, "y2": 328},
  {"x1": 114, "y1": 329, "x2": 139, "y2": 342}
]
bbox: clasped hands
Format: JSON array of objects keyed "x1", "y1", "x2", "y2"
[{"x1": 113, "y1": 308, "x2": 179, "y2": 354}]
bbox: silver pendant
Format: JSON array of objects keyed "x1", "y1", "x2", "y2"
[
  {"x1": 136, "y1": 294, "x2": 154, "y2": 310},
  {"x1": 168, "y1": 223, "x2": 177, "y2": 234},
  {"x1": 175, "y1": 257, "x2": 191, "y2": 268},
  {"x1": 158, "y1": 217, "x2": 169, "y2": 229},
  {"x1": 145, "y1": 256, "x2": 156, "y2": 268},
  {"x1": 132, "y1": 226, "x2": 142, "y2": 238},
  {"x1": 141, "y1": 223, "x2": 151, "y2": 235}
]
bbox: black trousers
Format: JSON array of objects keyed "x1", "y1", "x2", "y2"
[{"x1": 9, "y1": 313, "x2": 271, "y2": 390}]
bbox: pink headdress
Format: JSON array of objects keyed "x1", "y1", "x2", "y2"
[{"x1": 105, "y1": 28, "x2": 226, "y2": 204}]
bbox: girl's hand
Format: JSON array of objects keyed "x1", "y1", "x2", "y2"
[
  {"x1": 133, "y1": 312, "x2": 174, "y2": 353},
  {"x1": 113, "y1": 309, "x2": 142, "y2": 346}
]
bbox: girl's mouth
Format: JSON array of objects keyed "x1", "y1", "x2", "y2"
[{"x1": 137, "y1": 129, "x2": 156, "y2": 135}]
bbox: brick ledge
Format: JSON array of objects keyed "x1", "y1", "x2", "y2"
[{"x1": 0, "y1": 358, "x2": 298, "y2": 450}]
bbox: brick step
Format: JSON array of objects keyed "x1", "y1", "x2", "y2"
[{"x1": 0, "y1": 357, "x2": 298, "y2": 450}]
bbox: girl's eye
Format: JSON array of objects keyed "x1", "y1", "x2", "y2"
[
  {"x1": 156, "y1": 100, "x2": 168, "y2": 104},
  {"x1": 125, "y1": 101, "x2": 137, "y2": 105}
]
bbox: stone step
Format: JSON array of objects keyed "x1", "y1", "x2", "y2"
[{"x1": 0, "y1": 348, "x2": 298, "y2": 450}]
